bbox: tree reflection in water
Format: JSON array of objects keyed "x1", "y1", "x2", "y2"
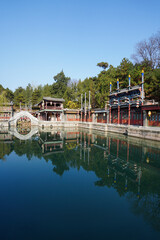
[{"x1": 0, "y1": 128, "x2": 160, "y2": 232}]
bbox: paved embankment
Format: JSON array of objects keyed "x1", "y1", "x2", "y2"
[{"x1": 78, "y1": 122, "x2": 160, "y2": 141}]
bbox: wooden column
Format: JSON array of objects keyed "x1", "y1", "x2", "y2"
[
  {"x1": 118, "y1": 105, "x2": 120, "y2": 124},
  {"x1": 128, "y1": 104, "x2": 131, "y2": 125}
]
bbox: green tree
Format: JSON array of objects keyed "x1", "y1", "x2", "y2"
[
  {"x1": 0, "y1": 91, "x2": 7, "y2": 106},
  {"x1": 116, "y1": 58, "x2": 134, "y2": 89},
  {"x1": 148, "y1": 68, "x2": 160, "y2": 102},
  {"x1": 14, "y1": 87, "x2": 25, "y2": 106},
  {"x1": 32, "y1": 87, "x2": 42, "y2": 106},
  {"x1": 52, "y1": 71, "x2": 70, "y2": 97},
  {"x1": 66, "y1": 100, "x2": 78, "y2": 109},
  {"x1": 42, "y1": 84, "x2": 52, "y2": 97},
  {"x1": 5, "y1": 88, "x2": 14, "y2": 102},
  {"x1": 97, "y1": 62, "x2": 109, "y2": 70},
  {"x1": 0, "y1": 84, "x2": 4, "y2": 94},
  {"x1": 25, "y1": 84, "x2": 33, "y2": 105}
]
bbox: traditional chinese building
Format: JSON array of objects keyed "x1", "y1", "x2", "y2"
[
  {"x1": 108, "y1": 72, "x2": 160, "y2": 127},
  {"x1": 109, "y1": 85, "x2": 143, "y2": 125},
  {"x1": 142, "y1": 101, "x2": 160, "y2": 127},
  {"x1": 37, "y1": 97, "x2": 65, "y2": 121},
  {"x1": 108, "y1": 72, "x2": 144, "y2": 126},
  {"x1": 63, "y1": 109, "x2": 80, "y2": 121},
  {"x1": 0, "y1": 103, "x2": 13, "y2": 121}
]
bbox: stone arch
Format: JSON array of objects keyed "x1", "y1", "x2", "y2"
[{"x1": 9, "y1": 111, "x2": 39, "y2": 127}]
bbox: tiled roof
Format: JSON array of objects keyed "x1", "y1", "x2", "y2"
[
  {"x1": 43, "y1": 97, "x2": 65, "y2": 102},
  {"x1": 109, "y1": 85, "x2": 141, "y2": 97},
  {"x1": 37, "y1": 97, "x2": 65, "y2": 105}
]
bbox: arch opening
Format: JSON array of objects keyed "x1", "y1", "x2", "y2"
[{"x1": 16, "y1": 115, "x2": 31, "y2": 135}]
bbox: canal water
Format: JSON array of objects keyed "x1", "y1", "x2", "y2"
[{"x1": 0, "y1": 127, "x2": 160, "y2": 240}]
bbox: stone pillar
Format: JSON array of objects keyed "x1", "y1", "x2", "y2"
[
  {"x1": 143, "y1": 110, "x2": 148, "y2": 127},
  {"x1": 109, "y1": 107, "x2": 111, "y2": 124},
  {"x1": 141, "y1": 109, "x2": 143, "y2": 126},
  {"x1": 107, "y1": 110, "x2": 109, "y2": 123},
  {"x1": 92, "y1": 113, "x2": 96, "y2": 123}
]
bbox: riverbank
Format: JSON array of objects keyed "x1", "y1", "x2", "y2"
[
  {"x1": 38, "y1": 121, "x2": 160, "y2": 142},
  {"x1": 79, "y1": 122, "x2": 160, "y2": 141}
]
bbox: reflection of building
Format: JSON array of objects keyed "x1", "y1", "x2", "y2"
[
  {"x1": 0, "y1": 130, "x2": 13, "y2": 160},
  {"x1": 37, "y1": 97, "x2": 65, "y2": 121},
  {"x1": 39, "y1": 132, "x2": 64, "y2": 155},
  {"x1": 92, "y1": 135, "x2": 142, "y2": 194},
  {"x1": 16, "y1": 115, "x2": 31, "y2": 135},
  {"x1": 0, "y1": 130, "x2": 13, "y2": 142}
]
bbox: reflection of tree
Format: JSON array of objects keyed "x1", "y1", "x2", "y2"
[
  {"x1": 42, "y1": 132, "x2": 160, "y2": 232},
  {"x1": 127, "y1": 192, "x2": 160, "y2": 231},
  {"x1": 0, "y1": 142, "x2": 13, "y2": 160},
  {"x1": 45, "y1": 154, "x2": 69, "y2": 176},
  {"x1": 1, "y1": 129, "x2": 160, "y2": 232},
  {"x1": 13, "y1": 137, "x2": 42, "y2": 160}
]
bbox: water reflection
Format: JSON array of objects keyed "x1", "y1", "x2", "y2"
[{"x1": 0, "y1": 128, "x2": 160, "y2": 233}]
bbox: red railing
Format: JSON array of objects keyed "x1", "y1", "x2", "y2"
[
  {"x1": 0, "y1": 117, "x2": 11, "y2": 120},
  {"x1": 40, "y1": 106, "x2": 62, "y2": 110}
]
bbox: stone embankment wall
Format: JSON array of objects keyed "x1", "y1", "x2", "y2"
[
  {"x1": 37, "y1": 121, "x2": 160, "y2": 141},
  {"x1": 38, "y1": 121, "x2": 79, "y2": 129},
  {"x1": 78, "y1": 122, "x2": 160, "y2": 141}
]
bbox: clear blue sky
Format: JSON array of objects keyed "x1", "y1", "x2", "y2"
[{"x1": 0, "y1": 0, "x2": 160, "y2": 91}]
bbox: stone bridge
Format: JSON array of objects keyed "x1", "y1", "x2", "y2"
[{"x1": 9, "y1": 111, "x2": 39, "y2": 127}]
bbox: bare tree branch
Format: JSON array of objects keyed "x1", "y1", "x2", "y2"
[{"x1": 132, "y1": 32, "x2": 160, "y2": 68}]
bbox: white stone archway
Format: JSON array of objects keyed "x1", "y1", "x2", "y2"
[{"x1": 9, "y1": 111, "x2": 39, "y2": 127}]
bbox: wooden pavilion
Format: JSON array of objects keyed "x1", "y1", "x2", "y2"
[{"x1": 37, "y1": 97, "x2": 65, "y2": 121}]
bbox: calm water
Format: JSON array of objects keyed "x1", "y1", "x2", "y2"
[{"x1": 0, "y1": 127, "x2": 160, "y2": 240}]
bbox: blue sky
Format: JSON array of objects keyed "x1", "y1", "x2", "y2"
[{"x1": 0, "y1": 0, "x2": 160, "y2": 91}]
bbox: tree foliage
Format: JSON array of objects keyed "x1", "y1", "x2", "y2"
[{"x1": 97, "y1": 62, "x2": 109, "y2": 70}]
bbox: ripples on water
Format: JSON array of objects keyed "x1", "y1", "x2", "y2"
[{"x1": 0, "y1": 127, "x2": 160, "y2": 240}]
